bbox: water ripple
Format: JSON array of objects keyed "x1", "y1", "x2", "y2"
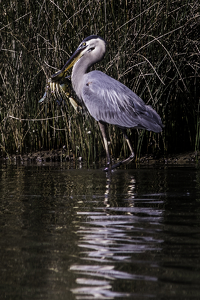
[{"x1": 70, "y1": 196, "x2": 164, "y2": 298}]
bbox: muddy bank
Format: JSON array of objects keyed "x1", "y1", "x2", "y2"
[
  {"x1": 139, "y1": 152, "x2": 199, "y2": 165},
  {"x1": 1, "y1": 150, "x2": 199, "y2": 166}
]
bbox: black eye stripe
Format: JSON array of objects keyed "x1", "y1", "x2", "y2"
[{"x1": 89, "y1": 47, "x2": 95, "y2": 51}]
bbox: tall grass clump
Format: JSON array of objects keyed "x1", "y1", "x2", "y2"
[{"x1": 0, "y1": 0, "x2": 199, "y2": 161}]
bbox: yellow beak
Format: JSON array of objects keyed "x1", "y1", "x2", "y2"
[{"x1": 51, "y1": 47, "x2": 84, "y2": 82}]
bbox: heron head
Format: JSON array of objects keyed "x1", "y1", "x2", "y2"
[{"x1": 51, "y1": 35, "x2": 106, "y2": 82}]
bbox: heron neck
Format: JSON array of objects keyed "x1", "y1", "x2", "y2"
[{"x1": 71, "y1": 56, "x2": 91, "y2": 99}]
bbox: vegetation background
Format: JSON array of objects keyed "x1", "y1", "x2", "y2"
[{"x1": 1, "y1": 0, "x2": 199, "y2": 162}]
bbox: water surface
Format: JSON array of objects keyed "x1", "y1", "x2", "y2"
[{"x1": 1, "y1": 163, "x2": 200, "y2": 299}]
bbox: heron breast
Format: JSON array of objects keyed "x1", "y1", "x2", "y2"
[{"x1": 86, "y1": 81, "x2": 93, "y2": 86}]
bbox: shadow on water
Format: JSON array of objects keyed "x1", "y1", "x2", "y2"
[{"x1": 1, "y1": 162, "x2": 200, "y2": 299}]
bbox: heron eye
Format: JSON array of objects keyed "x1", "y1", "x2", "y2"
[{"x1": 82, "y1": 42, "x2": 86, "y2": 46}]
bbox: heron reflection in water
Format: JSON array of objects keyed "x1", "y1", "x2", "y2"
[{"x1": 51, "y1": 35, "x2": 163, "y2": 171}]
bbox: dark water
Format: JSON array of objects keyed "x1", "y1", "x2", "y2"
[{"x1": 1, "y1": 162, "x2": 200, "y2": 300}]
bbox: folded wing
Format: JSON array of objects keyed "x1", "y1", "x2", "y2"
[{"x1": 81, "y1": 71, "x2": 163, "y2": 133}]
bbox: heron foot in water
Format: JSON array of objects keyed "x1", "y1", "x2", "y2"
[{"x1": 103, "y1": 152, "x2": 135, "y2": 172}]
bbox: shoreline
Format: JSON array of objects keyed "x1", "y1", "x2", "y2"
[{"x1": 0, "y1": 150, "x2": 199, "y2": 166}]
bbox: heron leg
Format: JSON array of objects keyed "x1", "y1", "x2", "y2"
[
  {"x1": 98, "y1": 121, "x2": 111, "y2": 170},
  {"x1": 110, "y1": 129, "x2": 135, "y2": 170},
  {"x1": 122, "y1": 129, "x2": 135, "y2": 158}
]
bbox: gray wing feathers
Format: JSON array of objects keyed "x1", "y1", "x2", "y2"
[{"x1": 82, "y1": 71, "x2": 163, "y2": 133}]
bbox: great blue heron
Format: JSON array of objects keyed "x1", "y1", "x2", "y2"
[{"x1": 51, "y1": 35, "x2": 163, "y2": 171}]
